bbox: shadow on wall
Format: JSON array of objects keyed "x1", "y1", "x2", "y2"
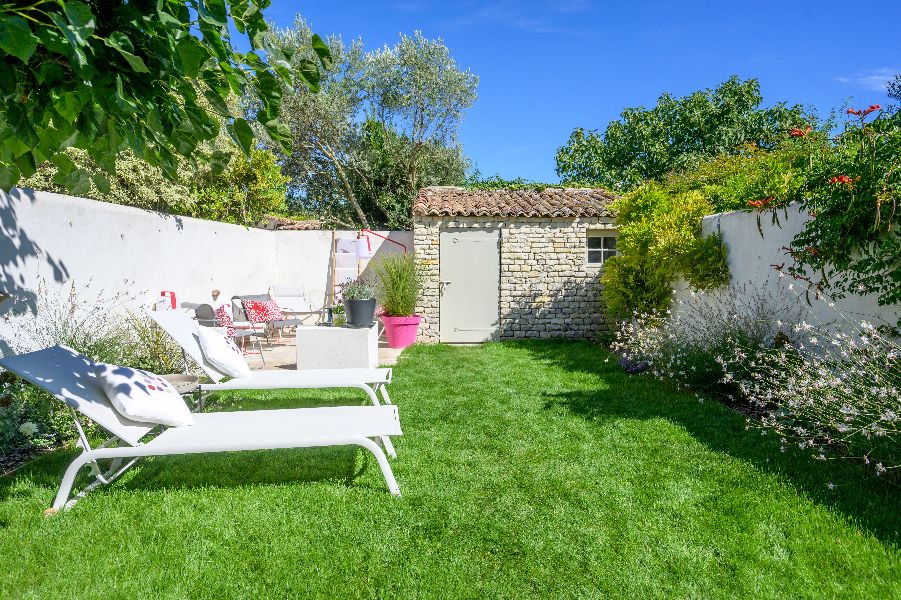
[
  {"x1": 324, "y1": 232, "x2": 411, "y2": 306},
  {"x1": 498, "y1": 272, "x2": 611, "y2": 340},
  {"x1": 361, "y1": 232, "x2": 410, "y2": 280},
  {"x1": 0, "y1": 189, "x2": 70, "y2": 356}
]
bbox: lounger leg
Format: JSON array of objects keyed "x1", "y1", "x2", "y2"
[
  {"x1": 355, "y1": 438, "x2": 401, "y2": 496},
  {"x1": 377, "y1": 384, "x2": 393, "y2": 405},
  {"x1": 53, "y1": 452, "x2": 97, "y2": 510},
  {"x1": 51, "y1": 450, "x2": 141, "y2": 511},
  {"x1": 380, "y1": 436, "x2": 396, "y2": 459},
  {"x1": 364, "y1": 384, "x2": 395, "y2": 458}
]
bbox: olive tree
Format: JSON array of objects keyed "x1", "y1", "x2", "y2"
[
  {"x1": 364, "y1": 31, "x2": 478, "y2": 200},
  {"x1": 264, "y1": 19, "x2": 476, "y2": 228},
  {"x1": 888, "y1": 74, "x2": 901, "y2": 102}
]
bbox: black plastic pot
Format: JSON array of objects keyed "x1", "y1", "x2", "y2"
[{"x1": 343, "y1": 298, "x2": 376, "y2": 328}]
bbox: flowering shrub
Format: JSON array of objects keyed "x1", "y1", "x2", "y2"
[
  {"x1": 788, "y1": 106, "x2": 901, "y2": 317},
  {"x1": 612, "y1": 284, "x2": 800, "y2": 391},
  {"x1": 613, "y1": 281, "x2": 900, "y2": 473},
  {"x1": 719, "y1": 314, "x2": 900, "y2": 474},
  {"x1": 602, "y1": 142, "x2": 813, "y2": 317}
]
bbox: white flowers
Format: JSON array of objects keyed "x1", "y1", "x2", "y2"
[
  {"x1": 18, "y1": 421, "x2": 38, "y2": 438},
  {"x1": 616, "y1": 284, "x2": 900, "y2": 476}
]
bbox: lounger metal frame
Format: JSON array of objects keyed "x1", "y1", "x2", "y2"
[{"x1": 0, "y1": 346, "x2": 402, "y2": 513}]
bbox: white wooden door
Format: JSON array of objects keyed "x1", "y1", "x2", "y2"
[{"x1": 439, "y1": 229, "x2": 500, "y2": 343}]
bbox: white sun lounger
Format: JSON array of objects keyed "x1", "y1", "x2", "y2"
[
  {"x1": 149, "y1": 309, "x2": 393, "y2": 399},
  {"x1": 0, "y1": 346, "x2": 402, "y2": 512},
  {"x1": 149, "y1": 310, "x2": 398, "y2": 457}
]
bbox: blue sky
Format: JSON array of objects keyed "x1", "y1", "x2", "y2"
[{"x1": 260, "y1": 1, "x2": 900, "y2": 183}]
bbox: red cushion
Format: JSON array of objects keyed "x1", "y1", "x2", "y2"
[
  {"x1": 243, "y1": 299, "x2": 284, "y2": 323},
  {"x1": 214, "y1": 304, "x2": 236, "y2": 337}
]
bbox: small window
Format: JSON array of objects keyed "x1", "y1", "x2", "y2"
[{"x1": 586, "y1": 231, "x2": 617, "y2": 266}]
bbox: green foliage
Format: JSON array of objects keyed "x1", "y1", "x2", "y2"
[
  {"x1": 21, "y1": 148, "x2": 195, "y2": 213},
  {"x1": 888, "y1": 74, "x2": 901, "y2": 102},
  {"x1": 264, "y1": 19, "x2": 476, "y2": 228},
  {"x1": 181, "y1": 148, "x2": 289, "y2": 225},
  {"x1": 683, "y1": 233, "x2": 730, "y2": 290},
  {"x1": 372, "y1": 254, "x2": 421, "y2": 316},
  {"x1": 0, "y1": 1, "x2": 327, "y2": 193},
  {"x1": 788, "y1": 108, "x2": 901, "y2": 311},
  {"x1": 664, "y1": 142, "x2": 812, "y2": 210},
  {"x1": 0, "y1": 282, "x2": 183, "y2": 456},
  {"x1": 350, "y1": 119, "x2": 469, "y2": 229},
  {"x1": 602, "y1": 142, "x2": 813, "y2": 317},
  {"x1": 603, "y1": 183, "x2": 720, "y2": 316},
  {"x1": 463, "y1": 174, "x2": 564, "y2": 191},
  {"x1": 555, "y1": 76, "x2": 809, "y2": 191},
  {"x1": 20, "y1": 101, "x2": 287, "y2": 226},
  {"x1": 601, "y1": 250, "x2": 674, "y2": 318}
]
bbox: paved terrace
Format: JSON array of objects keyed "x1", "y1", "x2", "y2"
[{"x1": 246, "y1": 331, "x2": 403, "y2": 370}]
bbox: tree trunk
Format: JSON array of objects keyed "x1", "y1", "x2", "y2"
[{"x1": 317, "y1": 141, "x2": 370, "y2": 228}]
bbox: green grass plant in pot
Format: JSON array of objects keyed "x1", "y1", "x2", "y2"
[
  {"x1": 373, "y1": 253, "x2": 422, "y2": 348},
  {"x1": 340, "y1": 279, "x2": 377, "y2": 328},
  {"x1": 331, "y1": 304, "x2": 346, "y2": 327}
]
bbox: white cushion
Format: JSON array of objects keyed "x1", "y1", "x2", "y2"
[
  {"x1": 94, "y1": 363, "x2": 194, "y2": 427},
  {"x1": 196, "y1": 326, "x2": 253, "y2": 379}
]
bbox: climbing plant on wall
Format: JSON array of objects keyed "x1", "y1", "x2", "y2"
[
  {"x1": 601, "y1": 142, "x2": 814, "y2": 317},
  {"x1": 784, "y1": 106, "x2": 900, "y2": 311}
]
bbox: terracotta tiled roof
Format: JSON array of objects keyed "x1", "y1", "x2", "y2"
[
  {"x1": 276, "y1": 220, "x2": 322, "y2": 231},
  {"x1": 412, "y1": 186, "x2": 617, "y2": 218},
  {"x1": 258, "y1": 216, "x2": 322, "y2": 231}
]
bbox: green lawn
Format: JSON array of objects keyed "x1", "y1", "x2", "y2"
[{"x1": 1, "y1": 341, "x2": 898, "y2": 598}]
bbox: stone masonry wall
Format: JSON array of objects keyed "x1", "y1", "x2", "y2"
[{"x1": 413, "y1": 216, "x2": 616, "y2": 342}]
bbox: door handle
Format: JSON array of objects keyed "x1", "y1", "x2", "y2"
[{"x1": 439, "y1": 281, "x2": 452, "y2": 293}]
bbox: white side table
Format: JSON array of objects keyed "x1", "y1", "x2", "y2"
[{"x1": 295, "y1": 324, "x2": 379, "y2": 370}]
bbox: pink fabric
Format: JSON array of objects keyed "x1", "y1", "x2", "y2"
[
  {"x1": 214, "y1": 304, "x2": 236, "y2": 337},
  {"x1": 243, "y1": 299, "x2": 284, "y2": 323}
]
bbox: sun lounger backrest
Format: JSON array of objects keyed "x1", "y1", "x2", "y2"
[
  {"x1": 0, "y1": 346, "x2": 155, "y2": 446},
  {"x1": 148, "y1": 310, "x2": 226, "y2": 382},
  {"x1": 194, "y1": 304, "x2": 217, "y2": 327}
]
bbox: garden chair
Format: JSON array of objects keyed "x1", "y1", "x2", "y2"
[
  {"x1": 269, "y1": 283, "x2": 324, "y2": 324},
  {"x1": 194, "y1": 303, "x2": 266, "y2": 364},
  {"x1": 231, "y1": 294, "x2": 304, "y2": 343},
  {"x1": 149, "y1": 309, "x2": 397, "y2": 455},
  {"x1": 0, "y1": 345, "x2": 402, "y2": 512}
]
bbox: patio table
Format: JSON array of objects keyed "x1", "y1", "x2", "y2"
[{"x1": 296, "y1": 323, "x2": 379, "y2": 370}]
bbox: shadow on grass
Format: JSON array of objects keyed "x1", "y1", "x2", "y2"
[
  {"x1": 0, "y1": 443, "x2": 386, "y2": 503},
  {"x1": 507, "y1": 339, "x2": 901, "y2": 547},
  {"x1": 0, "y1": 389, "x2": 390, "y2": 504}
]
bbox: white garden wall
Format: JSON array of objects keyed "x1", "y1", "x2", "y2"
[
  {"x1": 0, "y1": 188, "x2": 410, "y2": 355},
  {"x1": 673, "y1": 203, "x2": 898, "y2": 328}
]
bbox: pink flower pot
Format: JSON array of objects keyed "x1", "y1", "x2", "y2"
[{"x1": 381, "y1": 315, "x2": 421, "y2": 349}]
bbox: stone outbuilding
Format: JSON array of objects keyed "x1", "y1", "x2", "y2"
[{"x1": 412, "y1": 186, "x2": 618, "y2": 343}]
